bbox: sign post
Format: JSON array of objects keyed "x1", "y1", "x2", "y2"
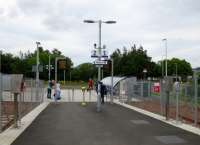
[
  {"x1": 84, "y1": 19, "x2": 116, "y2": 112},
  {"x1": 81, "y1": 86, "x2": 86, "y2": 106},
  {"x1": 91, "y1": 44, "x2": 108, "y2": 112},
  {"x1": 55, "y1": 57, "x2": 66, "y2": 83}
]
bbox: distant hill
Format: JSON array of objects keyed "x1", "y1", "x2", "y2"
[{"x1": 193, "y1": 67, "x2": 200, "y2": 71}]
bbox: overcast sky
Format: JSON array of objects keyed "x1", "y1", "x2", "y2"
[{"x1": 0, "y1": 0, "x2": 199, "y2": 67}]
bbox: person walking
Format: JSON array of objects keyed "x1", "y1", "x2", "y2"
[
  {"x1": 54, "y1": 82, "x2": 61, "y2": 102},
  {"x1": 47, "y1": 81, "x2": 53, "y2": 99}
]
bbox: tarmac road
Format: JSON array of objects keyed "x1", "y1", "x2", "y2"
[{"x1": 12, "y1": 102, "x2": 200, "y2": 145}]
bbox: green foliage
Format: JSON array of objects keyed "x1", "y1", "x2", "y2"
[
  {"x1": 111, "y1": 45, "x2": 161, "y2": 78},
  {"x1": 159, "y1": 58, "x2": 193, "y2": 80},
  {"x1": 0, "y1": 48, "x2": 73, "y2": 80},
  {"x1": 0, "y1": 44, "x2": 193, "y2": 81},
  {"x1": 110, "y1": 45, "x2": 192, "y2": 79},
  {"x1": 71, "y1": 63, "x2": 97, "y2": 81}
]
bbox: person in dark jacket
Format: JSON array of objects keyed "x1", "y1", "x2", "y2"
[{"x1": 100, "y1": 82, "x2": 106, "y2": 104}]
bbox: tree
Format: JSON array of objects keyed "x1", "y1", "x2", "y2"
[
  {"x1": 71, "y1": 63, "x2": 97, "y2": 81},
  {"x1": 0, "y1": 48, "x2": 73, "y2": 81},
  {"x1": 159, "y1": 58, "x2": 192, "y2": 80},
  {"x1": 111, "y1": 44, "x2": 154, "y2": 78}
]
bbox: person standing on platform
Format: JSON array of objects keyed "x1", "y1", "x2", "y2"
[
  {"x1": 88, "y1": 78, "x2": 93, "y2": 90},
  {"x1": 100, "y1": 82, "x2": 106, "y2": 104}
]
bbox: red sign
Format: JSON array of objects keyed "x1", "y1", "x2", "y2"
[{"x1": 153, "y1": 83, "x2": 160, "y2": 93}]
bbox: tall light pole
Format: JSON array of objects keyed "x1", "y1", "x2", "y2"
[
  {"x1": 161, "y1": 55, "x2": 165, "y2": 78},
  {"x1": 84, "y1": 19, "x2": 116, "y2": 112},
  {"x1": 162, "y1": 38, "x2": 168, "y2": 77},
  {"x1": 48, "y1": 55, "x2": 51, "y2": 81},
  {"x1": 175, "y1": 63, "x2": 178, "y2": 81},
  {"x1": 36, "y1": 42, "x2": 41, "y2": 101},
  {"x1": 111, "y1": 58, "x2": 114, "y2": 104},
  {"x1": 46, "y1": 55, "x2": 53, "y2": 82}
]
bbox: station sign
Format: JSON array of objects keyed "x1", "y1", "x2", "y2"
[
  {"x1": 32, "y1": 65, "x2": 43, "y2": 72},
  {"x1": 95, "y1": 65, "x2": 103, "y2": 68},
  {"x1": 59, "y1": 60, "x2": 66, "y2": 70},
  {"x1": 94, "y1": 60, "x2": 107, "y2": 65}
]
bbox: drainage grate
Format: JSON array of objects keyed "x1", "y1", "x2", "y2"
[
  {"x1": 155, "y1": 135, "x2": 186, "y2": 144},
  {"x1": 130, "y1": 120, "x2": 150, "y2": 125}
]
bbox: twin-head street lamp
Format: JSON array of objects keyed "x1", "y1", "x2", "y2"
[
  {"x1": 84, "y1": 19, "x2": 116, "y2": 78},
  {"x1": 84, "y1": 19, "x2": 116, "y2": 112},
  {"x1": 84, "y1": 20, "x2": 116, "y2": 24}
]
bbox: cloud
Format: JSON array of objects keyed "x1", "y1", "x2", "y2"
[{"x1": 0, "y1": 0, "x2": 200, "y2": 68}]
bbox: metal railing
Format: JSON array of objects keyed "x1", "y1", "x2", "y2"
[
  {"x1": 0, "y1": 77, "x2": 44, "y2": 131},
  {"x1": 115, "y1": 79, "x2": 200, "y2": 127}
]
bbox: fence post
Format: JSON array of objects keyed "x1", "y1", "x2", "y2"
[
  {"x1": 194, "y1": 71, "x2": 198, "y2": 126},
  {"x1": 141, "y1": 82, "x2": 143, "y2": 98},
  {"x1": 160, "y1": 80, "x2": 163, "y2": 115},
  {"x1": 72, "y1": 88, "x2": 74, "y2": 102},
  {"x1": 14, "y1": 93, "x2": 19, "y2": 128},
  {"x1": 68, "y1": 89, "x2": 71, "y2": 102},
  {"x1": 89, "y1": 89, "x2": 91, "y2": 102},
  {"x1": 18, "y1": 92, "x2": 22, "y2": 126},
  {"x1": 148, "y1": 81, "x2": 151, "y2": 97},
  {"x1": 30, "y1": 79, "x2": 33, "y2": 109},
  {"x1": 175, "y1": 81, "x2": 180, "y2": 123},
  {"x1": 165, "y1": 77, "x2": 173, "y2": 120},
  {"x1": 0, "y1": 73, "x2": 2, "y2": 132}
]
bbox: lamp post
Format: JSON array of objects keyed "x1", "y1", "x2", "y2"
[
  {"x1": 48, "y1": 55, "x2": 51, "y2": 81},
  {"x1": 143, "y1": 68, "x2": 147, "y2": 80},
  {"x1": 84, "y1": 19, "x2": 116, "y2": 112},
  {"x1": 175, "y1": 63, "x2": 178, "y2": 81},
  {"x1": 36, "y1": 42, "x2": 41, "y2": 101},
  {"x1": 161, "y1": 55, "x2": 165, "y2": 78},
  {"x1": 45, "y1": 55, "x2": 54, "y2": 82},
  {"x1": 111, "y1": 58, "x2": 114, "y2": 104},
  {"x1": 162, "y1": 38, "x2": 168, "y2": 77}
]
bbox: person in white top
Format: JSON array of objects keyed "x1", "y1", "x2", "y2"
[{"x1": 54, "y1": 83, "x2": 61, "y2": 102}]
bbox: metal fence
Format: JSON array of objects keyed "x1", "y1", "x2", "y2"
[
  {"x1": 45, "y1": 88, "x2": 97, "y2": 103},
  {"x1": 0, "y1": 75, "x2": 44, "y2": 132},
  {"x1": 115, "y1": 78, "x2": 200, "y2": 127}
]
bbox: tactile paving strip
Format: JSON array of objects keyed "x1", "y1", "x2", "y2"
[
  {"x1": 155, "y1": 135, "x2": 186, "y2": 144},
  {"x1": 130, "y1": 120, "x2": 150, "y2": 125}
]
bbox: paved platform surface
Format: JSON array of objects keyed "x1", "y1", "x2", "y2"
[{"x1": 11, "y1": 103, "x2": 200, "y2": 145}]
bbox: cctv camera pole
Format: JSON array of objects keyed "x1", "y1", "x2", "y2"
[{"x1": 84, "y1": 19, "x2": 116, "y2": 112}]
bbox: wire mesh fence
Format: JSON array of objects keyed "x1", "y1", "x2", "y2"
[
  {"x1": 45, "y1": 88, "x2": 98, "y2": 103},
  {"x1": 115, "y1": 78, "x2": 200, "y2": 127},
  {"x1": 0, "y1": 75, "x2": 44, "y2": 132}
]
